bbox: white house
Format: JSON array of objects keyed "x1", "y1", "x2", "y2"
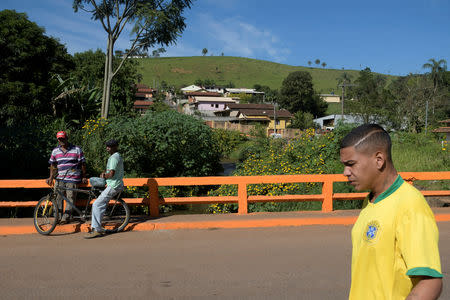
[{"x1": 180, "y1": 85, "x2": 203, "y2": 93}]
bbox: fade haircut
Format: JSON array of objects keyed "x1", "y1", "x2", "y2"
[{"x1": 340, "y1": 124, "x2": 392, "y2": 162}]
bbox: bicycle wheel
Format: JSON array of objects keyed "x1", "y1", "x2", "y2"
[
  {"x1": 103, "y1": 198, "x2": 130, "y2": 233},
  {"x1": 33, "y1": 194, "x2": 59, "y2": 235}
]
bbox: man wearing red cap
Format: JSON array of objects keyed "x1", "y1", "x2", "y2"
[{"x1": 46, "y1": 131, "x2": 87, "y2": 223}]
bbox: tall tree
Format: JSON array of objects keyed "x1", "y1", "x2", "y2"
[
  {"x1": 315, "y1": 59, "x2": 320, "y2": 66},
  {"x1": 346, "y1": 68, "x2": 388, "y2": 123},
  {"x1": 73, "y1": 0, "x2": 193, "y2": 119},
  {"x1": 279, "y1": 71, "x2": 327, "y2": 116},
  {"x1": 0, "y1": 10, "x2": 74, "y2": 126},
  {"x1": 388, "y1": 74, "x2": 433, "y2": 132},
  {"x1": 422, "y1": 58, "x2": 447, "y2": 115},
  {"x1": 336, "y1": 72, "x2": 353, "y2": 85},
  {"x1": 70, "y1": 49, "x2": 141, "y2": 118},
  {"x1": 321, "y1": 62, "x2": 327, "y2": 68},
  {"x1": 202, "y1": 48, "x2": 208, "y2": 56}
]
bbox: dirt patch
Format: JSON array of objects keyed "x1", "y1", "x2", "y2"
[{"x1": 171, "y1": 68, "x2": 192, "y2": 74}]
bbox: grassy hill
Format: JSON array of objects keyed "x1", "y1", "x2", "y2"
[{"x1": 136, "y1": 56, "x2": 381, "y2": 94}]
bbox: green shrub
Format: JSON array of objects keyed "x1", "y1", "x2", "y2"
[
  {"x1": 212, "y1": 129, "x2": 248, "y2": 158},
  {"x1": 75, "y1": 111, "x2": 222, "y2": 178},
  {"x1": 0, "y1": 117, "x2": 72, "y2": 179},
  {"x1": 209, "y1": 128, "x2": 348, "y2": 213}
]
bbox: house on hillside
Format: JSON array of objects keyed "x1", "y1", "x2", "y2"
[
  {"x1": 215, "y1": 103, "x2": 292, "y2": 132},
  {"x1": 133, "y1": 83, "x2": 156, "y2": 114},
  {"x1": 313, "y1": 114, "x2": 363, "y2": 130},
  {"x1": 319, "y1": 93, "x2": 341, "y2": 103},
  {"x1": 225, "y1": 88, "x2": 265, "y2": 96},
  {"x1": 135, "y1": 83, "x2": 156, "y2": 100},
  {"x1": 185, "y1": 91, "x2": 223, "y2": 103},
  {"x1": 182, "y1": 96, "x2": 236, "y2": 116},
  {"x1": 433, "y1": 119, "x2": 450, "y2": 142},
  {"x1": 180, "y1": 85, "x2": 203, "y2": 94}
]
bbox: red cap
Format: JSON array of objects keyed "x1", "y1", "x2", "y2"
[{"x1": 56, "y1": 131, "x2": 67, "y2": 139}]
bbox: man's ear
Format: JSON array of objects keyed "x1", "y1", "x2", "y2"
[{"x1": 374, "y1": 151, "x2": 386, "y2": 170}]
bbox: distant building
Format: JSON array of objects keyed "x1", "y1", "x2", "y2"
[
  {"x1": 185, "y1": 91, "x2": 223, "y2": 103},
  {"x1": 180, "y1": 85, "x2": 203, "y2": 93},
  {"x1": 216, "y1": 103, "x2": 292, "y2": 131},
  {"x1": 189, "y1": 96, "x2": 236, "y2": 114},
  {"x1": 433, "y1": 119, "x2": 450, "y2": 142},
  {"x1": 134, "y1": 100, "x2": 154, "y2": 114},
  {"x1": 319, "y1": 94, "x2": 341, "y2": 103},
  {"x1": 225, "y1": 88, "x2": 264, "y2": 95},
  {"x1": 313, "y1": 114, "x2": 363, "y2": 130},
  {"x1": 133, "y1": 84, "x2": 156, "y2": 114}
]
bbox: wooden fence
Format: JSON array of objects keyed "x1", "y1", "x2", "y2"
[{"x1": 0, "y1": 172, "x2": 449, "y2": 217}]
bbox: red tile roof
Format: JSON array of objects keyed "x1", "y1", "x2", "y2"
[
  {"x1": 239, "y1": 109, "x2": 292, "y2": 118},
  {"x1": 186, "y1": 91, "x2": 222, "y2": 97},
  {"x1": 227, "y1": 103, "x2": 273, "y2": 110},
  {"x1": 432, "y1": 127, "x2": 450, "y2": 133},
  {"x1": 134, "y1": 100, "x2": 154, "y2": 106}
]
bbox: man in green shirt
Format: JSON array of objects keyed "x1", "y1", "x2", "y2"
[{"x1": 85, "y1": 139, "x2": 124, "y2": 239}]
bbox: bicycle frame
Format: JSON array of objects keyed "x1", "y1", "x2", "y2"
[
  {"x1": 53, "y1": 185, "x2": 95, "y2": 220},
  {"x1": 53, "y1": 183, "x2": 123, "y2": 221}
]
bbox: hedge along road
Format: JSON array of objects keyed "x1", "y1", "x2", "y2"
[{"x1": 1, "y1": 224, "x2": 449, "y2": 299}]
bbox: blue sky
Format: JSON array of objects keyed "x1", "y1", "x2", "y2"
[{"x1": 2, "y1": 0, "x2": 449, "y2": 75}]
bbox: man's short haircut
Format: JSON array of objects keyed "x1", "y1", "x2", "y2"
[
  {"x1": 105, "y1": 139, "x2": 119, "y2": 147},
  {"x1": 340, "y1": 124, "x2": 392, "y2": 162}
]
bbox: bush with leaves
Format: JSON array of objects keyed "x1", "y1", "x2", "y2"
[
  {"x1": 212, "y1": 129, "x2": 248, "y2": 158},
  {"x1": 76, "y1": 110, "x2": 221, "y2": 178},
  {"x1": 0, "y1": 117, "x2": 72, "y2": 179},
  {"x1": 209, "y1": 128, "x2": 354, "y2": 213}
]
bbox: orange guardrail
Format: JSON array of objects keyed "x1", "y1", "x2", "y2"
[{"x1": 0, "y1": 172, "x2": 449, "y2": 217}]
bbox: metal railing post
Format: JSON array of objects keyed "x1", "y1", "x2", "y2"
[
  {"x1": 322, "y1": 179, "x2": 333, "y2": 212},
  {"x1": 148, "y1": 178, "x2": 159, "y2": 218},
  {"x1": 238, "y1": 182, "x2": 248, "y2": 214}
]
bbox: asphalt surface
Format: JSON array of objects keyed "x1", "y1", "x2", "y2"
[{"x1": 1, "y1": 223, "x2": 449, "y2": 299}]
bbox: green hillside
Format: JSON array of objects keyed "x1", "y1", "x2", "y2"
[{"x1": 136, "y1": 56, "x2": 394, "y2": 94}]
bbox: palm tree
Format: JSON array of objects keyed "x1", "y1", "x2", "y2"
[
  {"x1": 307, "y1": 61, "x2": 312, "y2": 67},
  {"x1": 315, "y1": 59, "x2": 320, "y2": 66},
  {"x1": 202, "y1": 48, "x2": 208, "y2": 56},
  {"x1": 322, "y1": 62, "x2": 327, "y2": 68},
  {"x1": 422, "y1": 58, "x2": 447, "y2": 119},
  {"x1": 422, "y1": 58, "x2": 447, "y2": 93}
]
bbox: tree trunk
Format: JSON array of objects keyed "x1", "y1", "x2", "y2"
[
  {"x1": 105, "y1": 38, "x2": 114, "y2": 118},
  {"x1": 101, "y1": 36, "x2": 115, "y2": 119},
  {"x1": 101, "y1": 38, "x2": 110, "y2": 118}
]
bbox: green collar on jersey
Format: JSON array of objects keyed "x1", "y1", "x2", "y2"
[{"x1": 373, "y1": 175, "x2": 404, "y2": 204}]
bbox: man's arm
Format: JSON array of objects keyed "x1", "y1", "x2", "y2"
[
  {"x1": 46, "y1": 164, "x2": 57, "y2": 186},
  {"x1": 101, "y1": 170, "x2": 115, "y2": 179},
  {"x1": 406, "y1": 277, "x2": 442, "y2": 300},
  {"x1": 81, "y1": 162, "x2": 88, "y2": 184}
]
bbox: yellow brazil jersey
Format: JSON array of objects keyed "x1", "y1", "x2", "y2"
[{"x1": 349, "y1": 175, "x2": 442, "y2": 300}]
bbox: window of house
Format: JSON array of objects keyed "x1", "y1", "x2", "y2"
[{"x1": 215, "y1": 104, "x2": 219, "y2": 108}]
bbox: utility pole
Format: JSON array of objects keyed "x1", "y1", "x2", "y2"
[
  {"x1": 273, "y1": 101, "x2": 277, "y2": 134},
  {"x1": 338, "y1": 82, "x2": 357, "y2": 120},
  {"x1": 425, "y1": 99, "x2": 429, "y2": 134}
]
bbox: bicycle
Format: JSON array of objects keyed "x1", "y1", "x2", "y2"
[{"x1": 33, "y1": 178, "x2": 130, "y2": 235}]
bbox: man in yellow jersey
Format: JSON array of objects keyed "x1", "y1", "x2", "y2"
[{"x1": 340, "y1": 124, "x2": 443, "y2": 300}]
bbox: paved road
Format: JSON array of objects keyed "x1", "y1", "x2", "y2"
[{"x1": 1, "y1": 223, "x2": 449, "y2": 299}]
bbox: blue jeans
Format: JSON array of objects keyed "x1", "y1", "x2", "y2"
[{"x1": 91, "y1": 184, "x2": 123, "y2": 231}]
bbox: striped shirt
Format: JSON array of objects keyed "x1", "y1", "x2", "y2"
[{"x1": 49, "y1": 144, "x2": 86, "y2": 183}]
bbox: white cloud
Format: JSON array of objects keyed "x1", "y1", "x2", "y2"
[{"x1": 193, "y1": 14, "x2": 290, "y2": 62}]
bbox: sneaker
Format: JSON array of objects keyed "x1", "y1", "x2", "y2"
[
  {"x1": 84, "y1": 229, "x2": 105, "y2": 239},
  {"x1": 60, "y1": 213, "x2": 70, "y2": 224}
]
